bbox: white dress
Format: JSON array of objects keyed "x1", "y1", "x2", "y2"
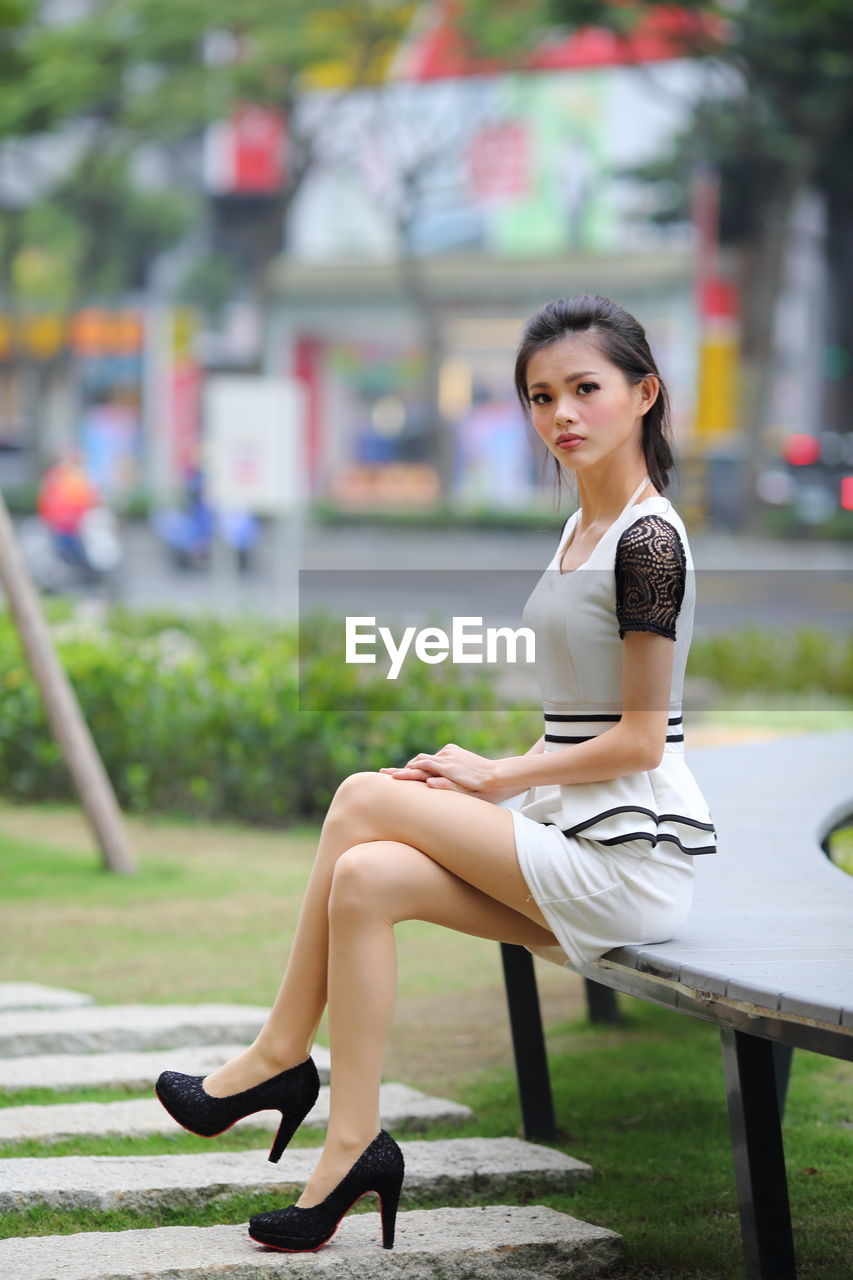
[{"x1": 500, "y1": 477, "x2": 717, "y2": 971}]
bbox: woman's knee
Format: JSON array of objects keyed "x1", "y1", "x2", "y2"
[
  {"x1": 328, "y1": 843, "x2": 390, "y2": 918},
  {"x1": 328, "y1": 770, "x2": 392, "y2": 828}
]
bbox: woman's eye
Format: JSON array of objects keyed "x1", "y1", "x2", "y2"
[
  {"x1": 530, "y1": 392, "x2": 551, "y2": 405},
  {"x1": 577, "y1": 382, "x2": 599, "y2": 395}
]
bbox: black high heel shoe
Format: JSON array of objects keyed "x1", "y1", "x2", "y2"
[
  {"x1": 248, "y1": 1129, "x2": 405, "y2": 1252},
  {"x1": 154, "y1": 1055, "x2": 320, "y2": 1164}
]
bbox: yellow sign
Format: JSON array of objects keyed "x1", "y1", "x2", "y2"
[{"x1": 695, "y1": 330, "x2": 738, "y2": 439}]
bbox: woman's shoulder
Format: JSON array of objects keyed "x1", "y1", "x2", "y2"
[
  {"x1": 620, "y1": 495, "x2": 689, "y2": 541},
  {"x1": 614, "y1": 499, "x2": 690, "y2": 571}
]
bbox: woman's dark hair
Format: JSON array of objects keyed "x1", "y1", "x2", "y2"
[{"x1": 514, "y1": 294, "x2": 675, "y2": 498}]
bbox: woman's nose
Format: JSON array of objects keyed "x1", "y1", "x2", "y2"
[{"x1": 554, "y1": 398, "x2": 579, "y2": 424}]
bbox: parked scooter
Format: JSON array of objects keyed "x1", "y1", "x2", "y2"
[
  {"x1": 18, "y1": 506, "x2": 123, "y2": 596},
  {"x1": 150, "y1": 472, "x2": 259, "y2": 573}
]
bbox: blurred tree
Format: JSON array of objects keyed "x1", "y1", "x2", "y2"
[
  {"x1": 2, "y1": 0, "x2": 415, "y2": 297},
  {"x1": 0, "y1": 0, "x2": 413, "y2": 455},
  {"x1": 460, "y1": 0, "x2": 853, "y2": 529}
]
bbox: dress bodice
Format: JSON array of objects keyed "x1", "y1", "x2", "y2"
[{"x1": 515, "y1": 490, "x2": 717, "y2": 856}]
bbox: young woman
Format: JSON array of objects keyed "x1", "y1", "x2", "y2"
[{"x1": 155, "y1": 293, "x2": 716, "y2": 1253}]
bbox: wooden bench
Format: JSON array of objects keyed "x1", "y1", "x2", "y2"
[{"x1": 500, "y1": 730, "x2": 853, "y2": 1280}]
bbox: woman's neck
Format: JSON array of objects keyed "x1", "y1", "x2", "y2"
[{"x1": 575, "y1": 470, "x2": 654, "y2": 528}]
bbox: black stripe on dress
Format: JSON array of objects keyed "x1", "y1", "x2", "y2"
[
  {"x1": 544, "y1": 713, "x2": 620, "y2": 722},
  {"x1": 559, "y1": 805, "x2": 717, "y2": 836},
  {"x1": 544, "y1": 733, "x2": 684, "y2": 744},
  {"x1": 551, "y1": 826, "x2": 717, "y2": 856},
  {"x1": 543, "y1": 713, "x2": 684, "y2": 725}
]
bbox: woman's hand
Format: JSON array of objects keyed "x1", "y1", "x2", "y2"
[{"x1": 379, "y1": 743, "x2": 519, "y2": 803}]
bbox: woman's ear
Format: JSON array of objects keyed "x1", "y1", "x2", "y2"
[{"x1": 637, "y1": 374, "x2": 660, "y2": 415}]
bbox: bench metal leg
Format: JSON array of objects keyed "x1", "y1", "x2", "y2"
[
  {"x1": 774, "y1": 1042, "x2": 794, "y2": 1119},
  {"x1": 584, "y1": 978, "x2": 621, "y2": 1023},
  {"x1": 720, "y1": 1028, "x2": 796, "y2": 1280},
  {"x1": 500, "y1": 942, "x2": 556, "y2": 1141}
]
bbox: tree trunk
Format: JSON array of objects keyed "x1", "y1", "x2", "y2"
[
  {"x1": 735, "y1": 161, "x2": 815, "y2": 533},
  {"x1": 823, "y1": 194, "x2": 853, "y2": 437},
  {"x1": 395, "y1": 245, "x2": 453, "y2": 505}
]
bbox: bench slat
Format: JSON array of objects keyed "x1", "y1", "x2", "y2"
[{"x1": 587, "y1": 732, "x2": 853, "y2": 1034}]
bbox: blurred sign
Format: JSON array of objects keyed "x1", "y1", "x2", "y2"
[
  {"x1": 468, "y1": 122, "x2": 529, "y2": 200},
  {"x1": 0, "y1": 309, "x2": 142, "y2": 361},
  {"x1": 204, "y1": 106, "x2": 287, "y2": 195},
  {"x1": 329, "y1": 462, "x2": 439, "y2": 509},
  {"x1": 70, "y1": 309, "x2": 143, "y2": 357},
  {"x1": 205, "y1": 376, "x2": 306, "y2": 514},
  {"x1": 82, "y1": 403, "x2": 140, "y2": 498},
  {"x1": 694, "y1": 278, "x2": 739, "y2": 440}
]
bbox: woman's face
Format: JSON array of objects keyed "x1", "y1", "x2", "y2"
[{"x1": 524, "y1": 334, "x2": 658, "y2": 478}]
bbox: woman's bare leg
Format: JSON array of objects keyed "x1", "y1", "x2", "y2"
[
  {"x1": 202, "y1": 800, "x2": 365, "y2": 1095},
  {"x1": 296, "y1": 837, "x2": 558, "y2": 1207},
  {"x1": 204, "y1": 770, "x2": 553, "y2": 1096}
]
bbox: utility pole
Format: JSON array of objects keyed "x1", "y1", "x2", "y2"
[{"x1": 0, "y1": 492, "x2": 136, "y2": 875}]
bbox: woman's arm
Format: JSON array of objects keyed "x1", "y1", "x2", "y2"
[
  {"x1": 489, "y1": 630, "x2": 674, "y2": 790},
  {"x1": 402, "y1": 630, "x2": 674, "y2": 795}
]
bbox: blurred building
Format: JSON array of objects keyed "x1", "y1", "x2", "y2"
[
  {"x1": 5, "y1": 2, "x2": 846, "y2": 524},
  {"x1": 260, "y1": 41, "x2": 706, "y2": 512}
]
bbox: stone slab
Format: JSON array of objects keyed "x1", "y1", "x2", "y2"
[
  {"x1": 0, "y1": 1207, "x2": 623, "y2": 1280},
  {"x1": 0, "y1": 1004, "x2": 271, "y2": 1057},
  {"x1": 0, "y1": 1083, "x2": 471, "y2": 1146},
  {"x1": 0, "y1": 983, "x2": 94, "y2": 1011},
  {"x1": 0, "y1": 1136, "x2": 590, "y2": 1213},
  {"x1": 0, "y1": 1043, "x2": 331, "y2": 1093}
]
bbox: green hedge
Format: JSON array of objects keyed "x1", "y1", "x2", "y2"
[
  {"x1": 0, "y1": 606, "x2": 538, "y2": 825},
  {"x1": 688, "y1": 626, "x2": 853, "y2": 699},
  {"x1": 0, "y1": 607, "x2": 849, "y2": 825}
]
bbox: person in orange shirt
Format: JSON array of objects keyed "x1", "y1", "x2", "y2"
[{"x1": 37, "y1": 448, "x2": 100, "y2": 568}]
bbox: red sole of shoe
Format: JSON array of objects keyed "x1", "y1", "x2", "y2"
[{"x1": 247, "y1": 1190, "x2": 389, "y2": 1253}]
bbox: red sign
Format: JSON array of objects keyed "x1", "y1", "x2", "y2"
[
  {"x1": 232, "y1": 106, "x2": 287, "y2": 193},
  {"x1": 205, "y1": 105, "x2": 288, "y2": 195},
  {"x1": 172, "y1": 362, "x2": 202, "y2": 479},
  {"x1": 468, "y1": 122, "x2": 529, "y2": 201}
]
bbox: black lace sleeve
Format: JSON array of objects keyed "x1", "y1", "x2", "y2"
[{"x1": 614, "y1": 515, "x2": 686, "y2": 641}]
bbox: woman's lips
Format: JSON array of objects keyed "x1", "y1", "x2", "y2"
[{"x1": 556, "y1": 435, "x2": 583, "y2": 449}]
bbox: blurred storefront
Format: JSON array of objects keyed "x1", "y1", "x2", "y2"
[
  {"x1": 267, "y1": 251, "x2": 697, "y2": 512},
  {"x1": 0, "y1": 307, "x2": 148, "y2": 500}
]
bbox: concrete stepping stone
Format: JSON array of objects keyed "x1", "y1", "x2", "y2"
[
  {"x1": 0, "y1": 1206, "x2": 623, "y2": 1279},
  {"x1": 0, "y1": 983, "x2": 94, "y2": 1011},
  {"x1": 0, "y1": 1136, "x2": 590, "y2": 1212},
  {"x1": 0, "y1": 1082, "x2": 472, "y2": 1146},
  {"x1": 0, "y1": 1043, "x2": 331, "y2": 1093},
  {"x1": 0, "y1": 1003, "x2": 271, "y2": 1057}
]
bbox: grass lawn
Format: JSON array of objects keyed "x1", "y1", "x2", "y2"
[{"x1": 0, "y1": 721, "x2": 851, "y2": 1278}]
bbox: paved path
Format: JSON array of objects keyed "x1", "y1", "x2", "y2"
[
  {"x1": 0, "y1": 990, "x2": 621, "y2": 1279},
  {"x1": 0, "y1": 984, "x2": 93, "y2": 1011},
  {"x1": 0, "y1": 1083, "x2": 471, "y2": 1144},
  {"x1": 0, "y1": 1043, "x2": 319, "y2": 1093},
  {"x1": 0, "y1": 1136, "x2": 590, "y2": 1212},
  {"x1": 0, "y1": 1207, "x2": 623, "y2": 1279}
]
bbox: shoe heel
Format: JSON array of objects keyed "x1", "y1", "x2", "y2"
[
  {"x1": 379, "y1": 1178, "x2": 402, "y2": 1249},
  {"x1": 268, "y1": 1109, "x2": 302, "y2": 1164}
]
